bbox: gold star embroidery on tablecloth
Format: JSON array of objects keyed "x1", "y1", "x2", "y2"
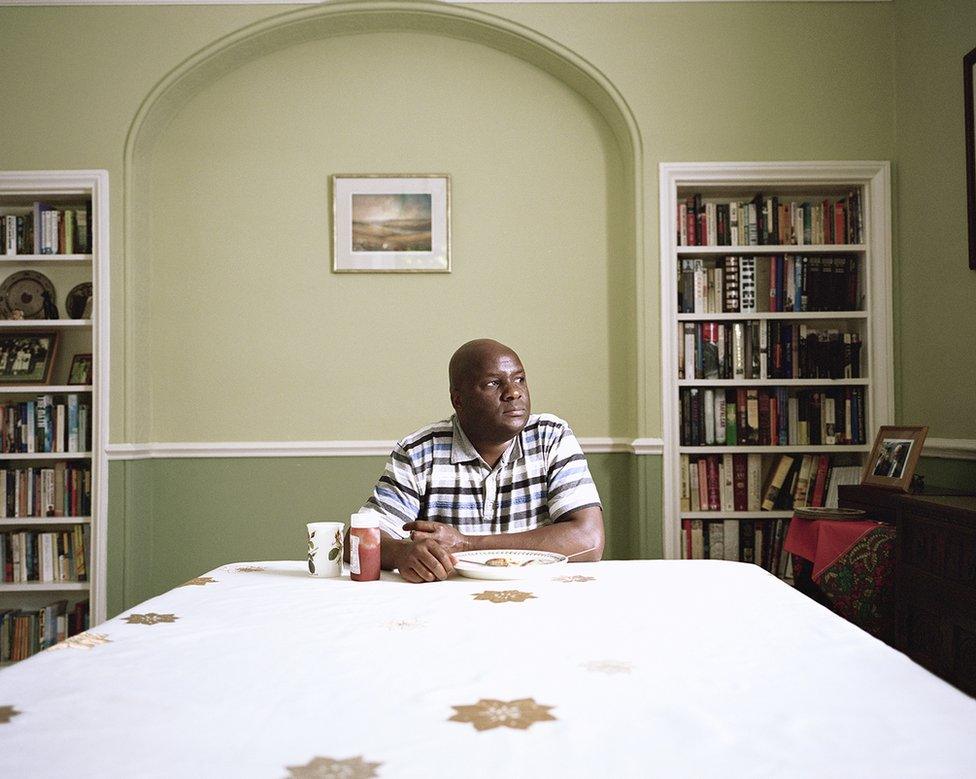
[
  {"x1": 236, "y1": 566, "x2": 266, "y2": 573},
  {"x1": 284, "y1": 755, "x2": 382, "y2": 778},
  {"x1": 0, "y1": 706, "x2": 21, "y2": 724},
  {"x1": 46, "y1": 632, "x2": 111, "y2": 651},
  {"x1": 178, "y1": 576, "x2": 217, "y2": 587},
  {"x1": 581, "y1": 660, "x2": 634, "y2": 675},
  {"x1": 472, "y1": 590, "x2": 536, "y2": 603},
  {"x1": 449, "y1": 698, "x2": 556, "y2": 731},
  {"x1": 553, "y1": 575, "x2": 596, "y2": 583},
  {"x1": 124, "y1": 613, "x2": 178, "y2": 625}
]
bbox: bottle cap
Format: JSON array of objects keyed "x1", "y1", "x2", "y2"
[{"x1": 350, "y1": 511, "x2": 379, "y2": 529}]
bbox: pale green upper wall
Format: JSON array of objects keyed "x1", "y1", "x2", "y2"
[
  {"x1": 142, "y1": 29, "x2": 628, "y2": 441},
  {"x1": 0, "y1": 2, "x2": 898, "y2": 443},
  {"x1": 893, "y1": 0, "x2": 976, "y2": 439}
]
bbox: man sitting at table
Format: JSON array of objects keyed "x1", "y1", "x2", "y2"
[{"x1": 360, "y1": 338, "x2": 605, "y2": 583}]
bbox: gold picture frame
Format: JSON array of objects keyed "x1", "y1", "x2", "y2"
[
  {"x1": 331, "y1": 174, "x2": 450, "y2": 273},
  {"x1": 861, "y1": 425, "x2": 928, "y2": 492}
]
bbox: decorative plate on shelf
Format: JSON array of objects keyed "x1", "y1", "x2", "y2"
[
  {"x1": 793, "y1": 507, "x2": 867, "y2": 521},
  {"x1": 452, "y1": 550, "x2": 568, "y2": 580},
  {"x1": 0, "y1": 270, "x2": 56, "y2": 320},
  {"x1": 65, "y1": 282, "x2": 93, "y2": 319}
]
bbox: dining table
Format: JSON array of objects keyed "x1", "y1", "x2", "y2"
[{"x1": 1, "y1": 558, "x2": 975, "y2": 777}]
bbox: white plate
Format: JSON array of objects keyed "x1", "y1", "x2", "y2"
[{"x1": 452, "y1": 549, "x2": 568, "y2": 580}]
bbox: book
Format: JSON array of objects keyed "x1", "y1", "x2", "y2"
[
  {"x1": 689, "y1": 459, "x2": 700, "y2": 511},
  {"x1": 740, "y1": 257, "x2": 757, "y2": 312},
  {"x1": 740, "y1": 520, "x2": 755, "y2": 563},
  {"x1": 761, "y1": 455, "x2": 794, "y2": 511},
  {"x1": 697, "y1": 459, "x2": 709, "y2": 510},
  {"x1": 708, "y1": 521, "x2": 725, "y2": 560},
  {"x1": 810, "y1": 455, "x2": 830, "y2": 507},
  {"x1": 679, "y1": 455, "x2": 690, "y2": 512}
]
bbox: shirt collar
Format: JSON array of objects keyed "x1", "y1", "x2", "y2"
[{"x1": 450, "y1": 415, "x2": 524, "y2": 467}]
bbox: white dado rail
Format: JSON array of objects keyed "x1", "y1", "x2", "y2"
[
  {"x1": 105, "y1": 438, "x2": 665, "y2": 459},
  {"x1": 104, "y1": 438, "x2": 974, "y2": 460}
]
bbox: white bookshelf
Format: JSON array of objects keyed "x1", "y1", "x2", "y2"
[
  {"x1": 659, "y1": 162, "x2": 893, "y2": 562},
  {"x1": 0, "y1": 170, "x2": 109, "y2": 662}
]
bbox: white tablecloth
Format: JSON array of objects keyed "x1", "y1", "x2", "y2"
[{"x1": 1, "y1": 560, "x2": 975, "y2": 778}]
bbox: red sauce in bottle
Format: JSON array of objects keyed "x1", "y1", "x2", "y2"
[{"x1": 349, "y1": 512, "x2": 381, "y2": 581}]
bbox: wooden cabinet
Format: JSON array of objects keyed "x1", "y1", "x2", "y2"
[{"x1": 839, "y1": 485, "x2": 976, "y2": 695}]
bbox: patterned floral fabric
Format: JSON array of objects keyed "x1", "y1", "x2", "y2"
[{"x1": 797, "y1": 524, "x2": 896, "y2": 638}]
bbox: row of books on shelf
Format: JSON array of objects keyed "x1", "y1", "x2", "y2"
[
  {"x1": 1, "y1": 525, "x2": 89, "y2": 583},
  {"x1": 680, "y1": 386, "x2": 867, "y2": 447},
  {"x1": 681, "y1": 452, "x2": 862, "y2": 513},
  {"x1": 0, "y1": 464, "x2": 92, "y2": 518},
  {"x1": 680, "y1": 321, "x2": 862, "y2": 380},
  {"x1": 678, "y1": 255, "x2": 860, "y2": 314},
  {"x1": 681, "y1": 518, "x2": 793, "y2": 580},
  {"x1": 1, "y1": 202, "x2": 92, "y2": 255},
  {"x1": 0, "y1": 395, "x2": 91, "y2": 454},
  {"x1": 677, "y1": 191, "x2": 862, "y2": 247},
  {"x1": 0, "y1": 599, "x2": 89, "y2": 662}
]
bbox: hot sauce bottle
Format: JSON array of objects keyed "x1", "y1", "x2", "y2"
[{"x1": 349, "y1": 512, "x2": 381, "y2": 581}]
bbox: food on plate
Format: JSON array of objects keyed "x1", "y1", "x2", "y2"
[{"x1": 485, "y1": 557, "x2": 510, "y2": 567}]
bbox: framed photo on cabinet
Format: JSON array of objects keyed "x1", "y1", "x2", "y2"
[
  {"x1": 861, "y1": 425, "x2": 928, "y2": 492},
  {"x1": 331, "y1": 174, "x2": 450, "y2": 273}
]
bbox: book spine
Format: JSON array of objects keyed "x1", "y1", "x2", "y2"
[
  {"x1": 761, "y1": 455, "x2": 794, "y2": 511},
  {"x1": 706, "y1": 456, "x2": 720, "y2": 511},
  {"x1": 739, "y1": 257, "x2": 756, "y2": 313},
  {"x1": 679, "y1": 455, "x2": 690, "y2": 512}
]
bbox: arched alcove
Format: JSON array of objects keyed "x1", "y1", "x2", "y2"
[{"x1": 123, "y1": 0, "x2": 644, "y2": 443}]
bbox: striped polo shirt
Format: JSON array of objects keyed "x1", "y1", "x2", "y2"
[{"x1": 363, "y1": 413, "x2": 602, "y2": 539}]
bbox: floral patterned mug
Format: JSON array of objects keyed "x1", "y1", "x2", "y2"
[{"x1": 306, "y1": 522, "x2": 345, "y2": 577}]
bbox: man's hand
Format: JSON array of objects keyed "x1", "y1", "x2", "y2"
[
  {"x1": 393, "y1": 537, "x2": 456, "y2": 583},
  {"x1": 403, "y1": 521, "x2": 472, "y2": 553}
]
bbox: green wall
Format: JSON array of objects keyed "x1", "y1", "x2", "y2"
[
  {"x1": 108, "y1": 452, "x2": 642, "y2": 606},
  {"x1": 892, "y1": 0, "x2": 976, "y2": 437},
  {"x1": 3, "y1": 1, "x2": 974, "y2": 615}
]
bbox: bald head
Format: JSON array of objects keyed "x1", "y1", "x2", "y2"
[
  {"x1": 448, "y1": 339, "x2": 531, "y2": 449},
  {"x1": 449, "y1": 339, "x2": 520, "y2": 391}
]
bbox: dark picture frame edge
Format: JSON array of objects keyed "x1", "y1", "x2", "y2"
[
  {"x1": 965, "y1": 46, "x2": 976, "y2": 270},
  {"x1": 67, "y1": 352, "x2": 93, "y2": 386},
  {"x1": 0, "y1": 331, "x2": 59, "y2": 385}
]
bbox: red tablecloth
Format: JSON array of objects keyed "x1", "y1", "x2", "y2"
[{"x1": 783, "y1": 518, "x2": 885, "y2": 581}]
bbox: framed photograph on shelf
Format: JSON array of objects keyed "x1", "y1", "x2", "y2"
[
  {"x1": 67, "y1": 352, "x2": 93, "y2": 385},
  {"x1": 0, "y1": 331, "x2": 58, "y2": 384},
  {"x1": 965, "y1": 46, "x2": 976, "y2": 270},
  {"x1": 861, "y1": 425, "x2": 928, "y2": 492},
  {"x1": 332, "y1": 174, "x2": 450, "y2": 272}
]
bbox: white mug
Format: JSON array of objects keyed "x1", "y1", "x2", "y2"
[{"x1": 306, "y1": 521, "x2": 345, "y2": 577}]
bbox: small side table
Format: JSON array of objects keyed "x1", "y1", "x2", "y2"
[{"x1": 784, "y1": 517, "x2": 896, "y2": 640}]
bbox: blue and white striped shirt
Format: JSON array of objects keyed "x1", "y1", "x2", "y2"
[{"x1": 363, "y1": 413, "x2": 602, "y2": 539}]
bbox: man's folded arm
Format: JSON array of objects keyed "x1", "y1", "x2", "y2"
[{"x1": 405, "y1": 505, "x2": 604, "y2": 561}]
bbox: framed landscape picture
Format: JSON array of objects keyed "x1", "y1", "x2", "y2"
[
  {"x1": 332, "y1": 174, "x2": 450, "y2": 272},
  {"x1": 861, "y1": 425, "x2": 928, "y2": 492},
  {"x1": 0, "y1": 331, "x2": 58, "y2": 384}
]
